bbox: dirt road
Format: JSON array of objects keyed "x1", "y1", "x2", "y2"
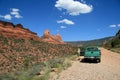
[{"x1": 56, "y1": 48, "x2": 120, "y2": 80}]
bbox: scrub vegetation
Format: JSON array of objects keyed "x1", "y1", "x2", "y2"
[
  {"x1": 0, "y1": 35, "x2": 77, "y2": 80},
  {"x1": 103, "y1": 30, "x2": 120, "y2": 53}
]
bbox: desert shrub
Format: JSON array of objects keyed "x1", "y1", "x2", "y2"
[
  {"x1": 111, "y1": 38, "x2": 120, "y2": 48},
  {"x1": 62, "y1": 58, "x2": 71, "y2": 70},
  {"x1": 23, "y1": 56, "x2": 33, "y2": 69},
  {"x1": 14, "y1": 62, "x2": 46, "y2": 80},
  {"x1": 28, "y1": 62, "x2": 46, "y2": 76},
  {"x1": 47, "y1": 59, "x2": 60, "y2": 68},
  {"x1": 56, "y1": 58, "x2": 65, "y2": 64},
  {"x1": 0, "y1": 73, "x2": 15, "y2": 80},
  {"x1": 15, "y1": 71, "x2": 34, "y2": 80},
  {"x1": 69, "y1": 55, "x2": 78, "y2": 60},
  {"x1": 30, "y1": 40, "x2": 39, "y2": 46},
  {"x1": 0, "y1": 49, "x2": 3, "y2": 53},
  {"x1": 34, "y1": 71, "x2": 50, "y2": 80},
  {"x1": 0, "y1": 36, "x2": 8, "y2": 45},
  {"x1": 14, "y1": 38, "x2": 25, "y2": 44}
]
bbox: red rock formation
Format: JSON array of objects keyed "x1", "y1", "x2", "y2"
[
  {"x1": 56, "y1": 34, "x2": 62, "y2": 42},
  {"x1": 0, "y1": 20, "x2": 64, "y2": 44},
  {"x1": 41, "y1": 30, "x2": 65, "y2": 44},
  {"x1": 0, "y1": 20, "x2": 40, "y2": 40},
  {"x1": 44, "y1": 29, "x2": 50, "y2": 36}
]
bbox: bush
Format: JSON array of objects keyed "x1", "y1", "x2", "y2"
[
  {"x1": 69, "y1": 55, "x2": 77, "y2": 60},
  {"x1": 47, "y1": 59, "x2": 60, "y2": 68},
  {"x1": 14, "y1": 39, "x2": 25, "y2": 44},
  {"x1": 34, "y1": 72, "x2": 50, "y2": 80},
  {"x1": 0, "y1": 49, "x2": 3, "y2": 53},
  {"x1": 0, "y1": 73, "x2": 15, "y2": 80},
  {"x1": 28, "y1": 62, "x2": 46, "y2": 76},
  {"x1": 15, "y1": 71, "x2": 34, "y2": 80},
  {"x1": 62, "y1": 58, "x2": 71, "y2": 70}
]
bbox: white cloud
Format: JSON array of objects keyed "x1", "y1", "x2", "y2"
[
  {"x1": 10, "y1": 8, "x2": 22, "y2": 19},
  {"x1": 10, "y1": 11, "x2": 19, "y2": 15},
  {"x1": 14, "y1": 14, "x2": 22, "y2": 18},
  {"x1": 55, "y1": 0, "x2": 93, "y2": 16},
  {"x1": 11, "y1": 8, "x2": 19, "y2": 12},
  {"x1": 0, "y1": 8, "x2": 23, "y2": 20},
  {"x1": 4, "y1": 15, "x2": 12, "y2": 20},
  {"x1": 0, "y1": 14, "x2": 12, "y2": 20},
  {"x1": 60, "y1": 26, "x2": 67, "y2": 28},
  {"x1": 109, "y1": 24, "x2": 117, "y2": 28},
  {"x1": 118, "y1": 24, "x2": 120, "y2": 27},
  {"x1": 57, "y1": 19, "x2": 74, "y2": 25}
]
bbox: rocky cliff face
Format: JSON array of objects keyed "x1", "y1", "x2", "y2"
[
  {"x1": 0, "y1": 20, "x2": 40, "y2": 40},
  {"x1": 0, "y1": 20, "x2": 64, "y2": 44},
  {"x1": 41, "y1": 30, "x2": 65, "y2": 44}
]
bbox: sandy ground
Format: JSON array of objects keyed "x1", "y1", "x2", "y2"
[{"x1": 56, "y1": 48, "x2": 120, "y2": 80}]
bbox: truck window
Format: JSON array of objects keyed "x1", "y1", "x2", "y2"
[{"x1": 87, "y1": 47, "x2": 98, "y2": 51}]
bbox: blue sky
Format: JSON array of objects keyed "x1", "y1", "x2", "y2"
[{"x1": 0, "y1": 0, "x2": 120, "y2": 41}]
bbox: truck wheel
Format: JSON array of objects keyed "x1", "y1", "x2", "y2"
[
  {"x1": 83, "y1": 58, "x2": 86, "y2": 62},
  {"x1": 97, "y1": 59, "x2": 101, "y2": 63}
]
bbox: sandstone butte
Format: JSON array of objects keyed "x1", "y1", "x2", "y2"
[
  {"x1": 0, "y1": 20, "x2": 65, "y2": 44},
  {"x1": 41, "y1": 29, "x2": 65, "y2": 44}
]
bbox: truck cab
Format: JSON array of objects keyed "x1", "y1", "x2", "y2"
[{"x1": 84, "y1": 46, "x2": 101, "y2": 63}]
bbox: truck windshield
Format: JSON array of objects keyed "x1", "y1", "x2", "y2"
[{"x1": 87, "y1": 47, "x2": 98, "y2": 51}]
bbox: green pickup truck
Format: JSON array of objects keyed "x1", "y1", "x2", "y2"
[{"x1": 84, "y1": 46, "x2": 101, "y2": 63}]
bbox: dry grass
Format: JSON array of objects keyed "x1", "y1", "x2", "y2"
[{"x1": 110, "y1": 48, "x2": 120, "y2": 54}]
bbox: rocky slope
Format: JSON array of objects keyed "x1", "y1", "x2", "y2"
[
  {"x1": 103, "y1": 29, "x2": 120, "y2": 48},
  {"x1": 0, "y1": 20, "x2": 76, "y2": 75},
  {"x1": 0, "y1": 37, "x2": 76, "y2": 74}
]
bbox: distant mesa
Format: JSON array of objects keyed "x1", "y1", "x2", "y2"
[{"x1": 0, "y1": 20, "x2": 64, "y2": 44}]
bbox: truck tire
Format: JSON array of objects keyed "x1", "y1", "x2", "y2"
[{"x1": 97, "y1": 59, "x2": 101, "y2": 63}]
